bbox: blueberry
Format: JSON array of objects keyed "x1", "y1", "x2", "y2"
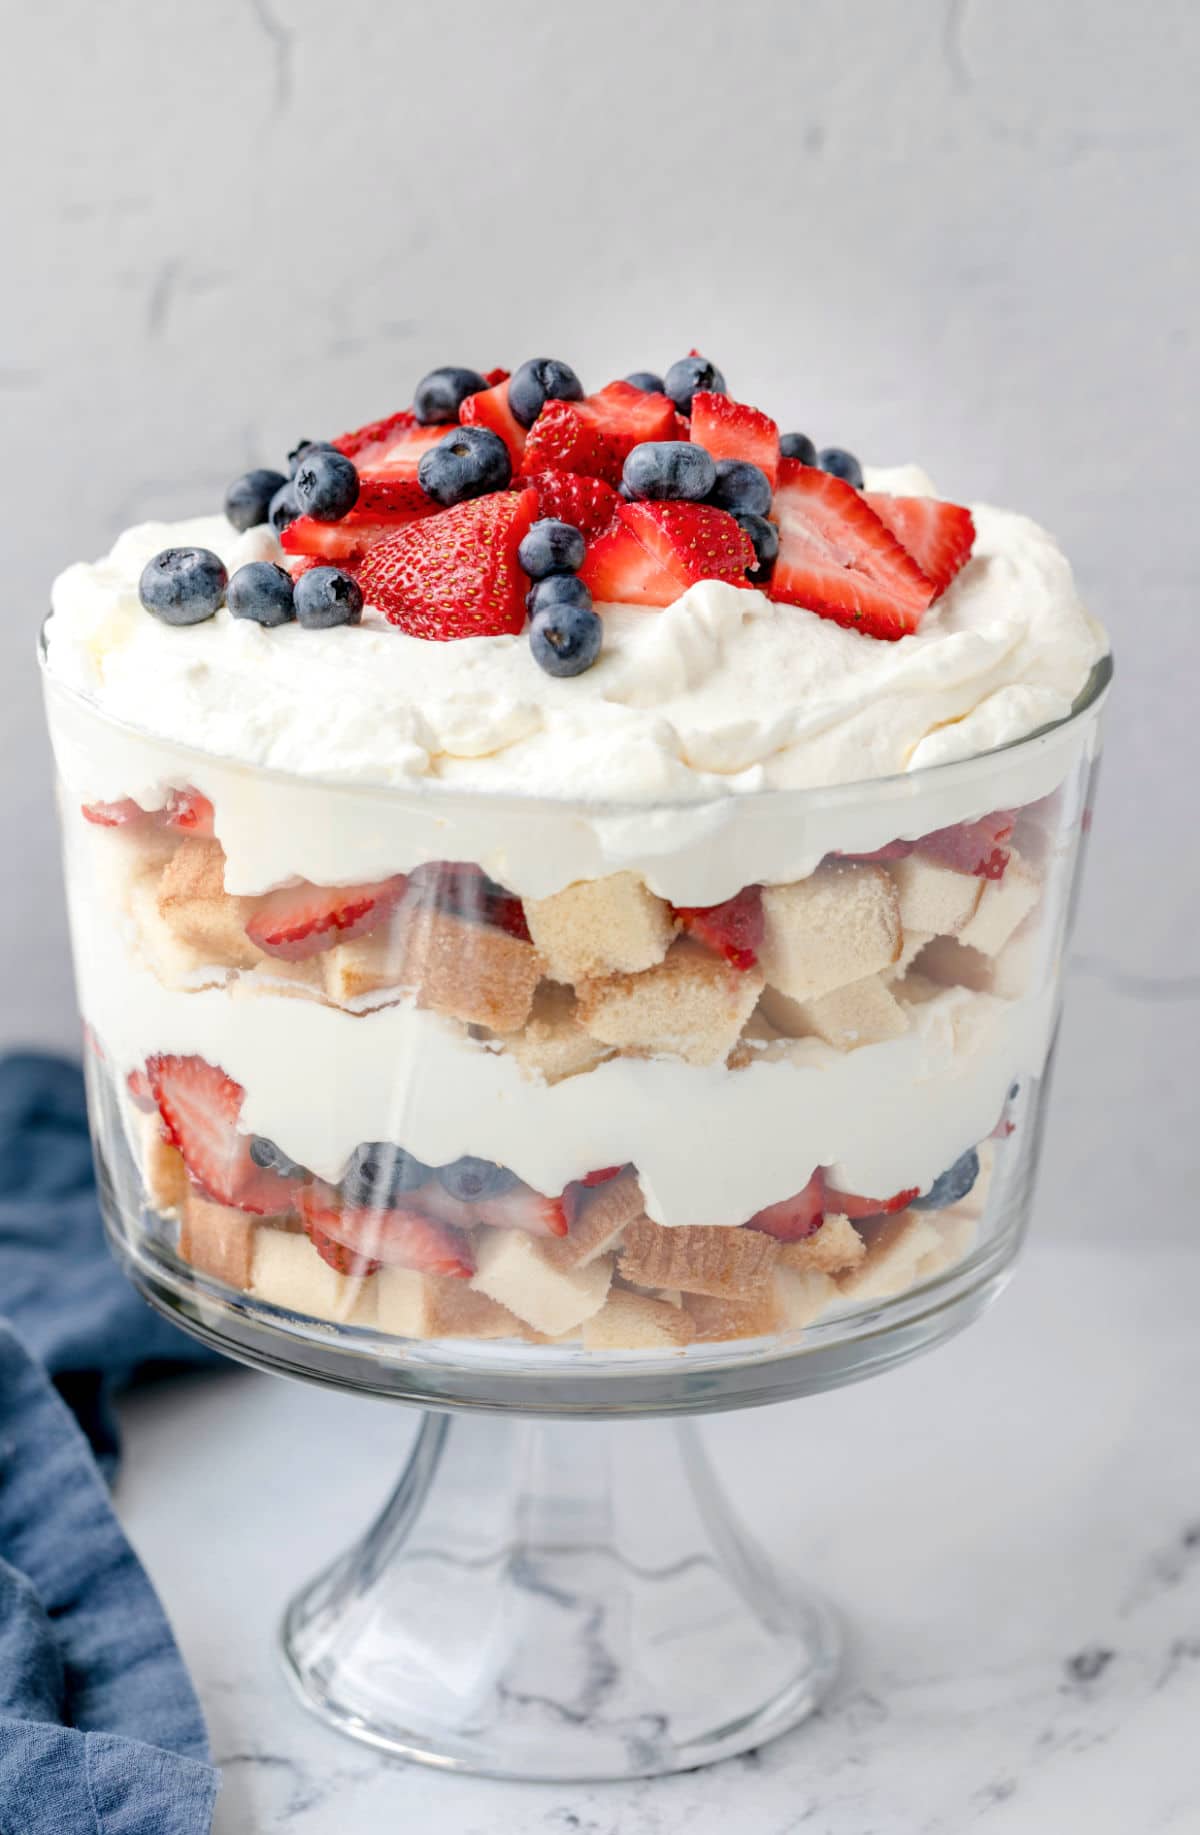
[
  {"x1": 342, "y1": 1141, "x2": 430, "y2": 1208},
  {"x1": 736, "y1": 512, "x2": 779, "y2": 581},
  {"x1": 413, "y1": 365, "x2": 489, "y2": 425},
  {"x1": 526, "y1": 573, "x2": 593, "y2": 616},
  {"x1": 818, "y1": 446, "x2": 864, "y2": 489},
  {"x1": 287, "y1": 438, "x2": 337, "y2": 477},
  {"x1": 417, "y1": 425, "x2": 512, "y2": 506},
  {"x1": 779, "y1": 432, "x2": 818, "y2": 465},
  {"x1": 517, "y1": 518, "x2": 586, "y2": 580},
  {"x1": 508, "y1": 358, "x2": 584, "y2": 430},
  {"x1": 912, "y1": 1147, "x2": 980, "y2": 1212},
  {"x1": 269, "y1": 482, "x2": 300, "y2": 533},
  {"x1": 663, "y1": 354, "x2": 727, "y2": 415},
  {"x1": 621, "y1": 441, "x2": 716, "y2": 503},
  {"x1": 138, "y1": 547, "x2": 228, "y2": 626},
  {"x1": 625, "y1": 370, "x2": 665, "y2": 394},
  {"x1": 227, "y1": 561, "x2": 296, "y2": 628},
  {"x1": 293, "y1": 566, "x2": 363, "y2": 629},
  {"x1": 293, "y1": 447, "x2": 360, "y2": 522},
  {"x1": 530, "y1": 601, "x2": 603, "y2": 678},
  {"x1": 707, "y1": 459, "x2": 772, "y2": 517},
  {"x1": 249, "y1": 1136, "x2": 307, "y2": 1179},
  {"x1": 438, "y1": 1156, "x2": 520, "y2": 1202},
  {"x1": 224, "y1": 467, "x2": 288, "y2": 533}
]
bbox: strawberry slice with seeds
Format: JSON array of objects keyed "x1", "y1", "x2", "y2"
[
  {"x1": 864, "y1": 493, "x2": 976, "y2": 597},
  {"x1": 334, "y1": 409, "x2": 448, "y2": 477},
  {"x1": 358, "y1": 488, "x2": 538, "y2": 639},
  {"x1": 521, "y1": 399, "x2": 622, "y2": 484},
  {"x1": 674, "y1": 885, "x2": 764, "y2": 970},
  {"x1": 163, "y1": 788, "x2": 215, "y2": 837},
  {"x1": 473, "y1": 1183, "x2": 569, "y2": 1238},
  {"x1": 459, "y1": 376, "x2": 527, "y2": 469},
  {"x1": 586, "y1": 380, "x2": 679, "y2": 454},
  {"x1": 690, "y1": 392, "x2": 780, "y2": 490},
  {"x1": 305, "y1": 1219, "x2": 382, "y2": 1278},
  {"x1": 771, "y1": 460, "x2": 936, "y2": 640},
  {"x1": 246, "y1": 874, "x2": 407, "y2": 960},
  {"x1": 747, "y1": 1170, "x2": 827, "y2": 1241},
  {"x1": 918, "y1": 811, "x2": 1015, "y2": 880},
  {"x1": 147, "y1": 1054, "x2": 300, "y2": 1214},
  {"x1": 524, "y1": 468, "x2": 620, "y2": 538},
  {"x1": 622, "y1": 501, "x2": 756, "y2": 588},
  {"x1": 578, "y1": 515, "x2": 682, "y2": 607},
  {"x1": 298, "y1": 1183, "x2": 474, "y2": 1277},
  {"x1": 824, "y1": 1183, "x2": 919, "y2": 1220},
  {"x1": 282, "y1": 479, "x2": 438, "y2": 565},
  {"x1": 81, "y1": 798, "x2": 150, "y2": 827}
]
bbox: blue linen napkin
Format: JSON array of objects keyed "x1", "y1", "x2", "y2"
[{"x1": 0, "y1": 1053, "x2": 221, "y2": 1832}]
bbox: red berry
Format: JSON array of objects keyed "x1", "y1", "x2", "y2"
[
  {"x1": 524, "y1": 468, "x2": 621, "y2": 539},
  {"x1": 770, "y1": 460, "x2": 936, "y2": 640},
  {"x1": 458, "y1": 377, "x2": 527, "y2": 470},
  {"x1": 747, "y1": 1171, "x2": 827, "y2": 1241},
  {"x1": 621, "y1": 500, "x2": 755, "y2": 589},
  {"x1": 690, "y1": 392, "x2": 780, "y2": 490},
  {"x1": 163, "y1": 788, "x2": 215, "y2": 837},
  {"x1": 334, "y1": 410, "x2": 447, "y2": 477},
  {"x1": 824, "y1": 1183, "x2": 919, "y2": 1220},
  {"x1": 146, "y1": 1055, "x2": 300, "y2": 1214},
  {"x1": 521, "y1": 399, "x2": 621, "y2": 485},
  {"x1": 918, "y1": 812, "x2": 1015, "y2": 880},
  {"x1": 864, "y1": 493, "x2": 976, "y2": 597},
  {"x1": 357, "y1": 489, "x2": 538, "y2": 639},
  {"x1": 674, "y1": 885, "x2": 764, "y2": 970},
  {"x1": 246, "y1": 874, "x2": 408, "y2": 960},
  {"x1": 298, "y1": 1183, "x2": 474, "y2": 1277}
]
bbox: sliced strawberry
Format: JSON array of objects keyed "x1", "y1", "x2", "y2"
[
  {"x1": 621, "y1": 501, "x2": 755, "y2": 589},
  {"x1": 770, "y1": 461, "x2": 936, "y2": 640},
  {"x1": 521, "y1": 399, "x2": 622, "y2": 485},
  {"x1": 864, "y1": 494, "x2": 976, "y2": 597},
  {"x1": 562, "y1": 1165, "x2": 627, "y2": 1225},
  {"x1": 482, "y1": 366, "x2": 510, "y2": 387},
  {"x1": 582, "y1": 1166, "x2": 624, "y2": 1187},
  {"x1": 298, "y1": 1183, "x2": 474, "y2": 1277},
  {"x1": 281, "y1": 480, "x2": 438, "y2": 566},
  {"x1": 163, "y1": 788, "x2": 215, "y2": 837},
  {"x1": 825, "y1": 1183, "x2": 919, "y2": 1220},
  {"x1": 747, "y1": 1171, "x2": 827, "y2": 1241},
  {"x1": 578, "y1": 514, "x2": 682, "y2": 607},
  {"x1": 918, "y1": 811, "x2": 1015, "y2": 880},
  {"x1": 473, "y1": 1183, "x2": 569, "y2": 1239},
  {"x1": 690, "y1": 392, "x2": 780, "y2": 490},
  {"x1": 305, "y1": 1220, "x2": 382, "y2": 1279},
  {"x1": 358, "y1": 488, "x2": 538, "y2": 639},
  {"x1": 585, "y1": 380, "x2": 679, "y2": 456},
  {"x1": 246, "y1": 873, "x2": 407, "y2": 960},
  {"x1": 81, "y1": 798, "x2": 149, "y2": 827},
  {"x1": 674, "y1": 885, "x2": 763, "y2": 970},
  {"x1": 334, "y1": 409, "x2": 447, "y2": 478},
  {"x1": 126, "y1": 1067, "x2": 156, "y2": 1112},
  {"x1": 147, "y1": 1054, "x2": 299, "y2": 1214},
  {"x1": 459, "y1": 377, "x2": 527, "y2": 469},
  {"x1": 524, "y1": 468, "x2": 620, "y2": 539}
]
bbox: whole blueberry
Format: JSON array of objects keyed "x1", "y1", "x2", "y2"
[
  {"x1": 224, "y1": 467, "x2": 288, "y2": 533},
  {"x1": 293, "y1": 448, "x2": 360, "y2": 522},
  {"x1": 293, "y1": 566, "x2": 363, "y2": 629},
  {"x1": 138, "y1": 547, "x2": 228, "y2": 626},
  {"x1": 622, "y1": 440, "x2": 716, "y2": 503},
  {"x1": 912, "y1": 1147, "x2": 980, "y2": 1212},
  {"x1": 343, "y1": 1141, "x2": 430, "y2": 1208},
  {"x1": 707, "y1": 459, "x2": 772, "y2": 517},
  {"x1": 437, "y1": 1156, "x2": 520, "y2": 1202},
  {"x1": 530, "y1": 601, "x2": 603, "y2": 678},
  {"x1": 818, "y1": 446, "x2": 864, "y2": 489},
  {"x1": 287, "y1": 438, "x2": 337, "y2": 477},
  {"x1": 663, "y1": 354, "x2": 727, "y2": 415},
  {"x1": 508, "y1": 358, "x2": 585, "y2": 429},
  {"x1": 413, "y1": 365, "x2": 489, "y2": 424},
  {"x1": 780, "y1": 432, "x2": 818, "y2": 465},
  {"x1": 418, "y1": 425, "x2": 512, "y2": 505},
  {"x1": 227, "y1": 561, "x2": 296, "y2": 628},
  {"x1": 625, "y1": 370, "x2": 665, "y2": 394},
  {"x1": 736, "y1": 513, "x2": 780, "y2": 581},
  {"x1": 517, "y1": 518, "x2": 586, "y2": 580},
  {"x1": 527, "y1": 573, "x2": 593, "y2": 616},
  {"x1": 250, "y1": 1136, "x2": 307, "y2": 1179},
  {"x1": 269, "y1": 482, "x2": 300, "y2": 533}
]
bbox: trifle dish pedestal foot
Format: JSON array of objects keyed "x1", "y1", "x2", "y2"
[{"x1": 279, "y1": 1407, "x2": 839, "y2": 1781}]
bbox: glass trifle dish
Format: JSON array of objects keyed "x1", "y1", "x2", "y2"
[{"x1": 41, "y1": 352, "x2": 1110, "y2": 1774}]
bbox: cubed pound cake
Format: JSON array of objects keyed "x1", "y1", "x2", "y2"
[
  {"x1": 576, "y1": 938, "x2": 763, "y2": 1066},
  {"x1": 523, "y1": 872, "x2": 675, "y2": 984},
  {"x1": 760, "y1": 864, "x2": 901, "y2": 1002}
]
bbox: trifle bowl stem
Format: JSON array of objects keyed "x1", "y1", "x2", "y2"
[{"x1": 280, "y1": 1407, "x2": 840, "y2": 1780}]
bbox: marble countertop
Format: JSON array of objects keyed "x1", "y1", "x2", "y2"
[{"x1": 116, "y1": 1237, "x2": 1200, "y2": 1834}]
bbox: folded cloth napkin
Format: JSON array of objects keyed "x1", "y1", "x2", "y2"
[{"x1": 0, "y1": 1053, "x2": 221, "y2": 1832}]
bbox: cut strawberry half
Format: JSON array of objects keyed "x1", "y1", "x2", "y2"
[
  {"x1": 579, "y1": 500, "x2": 754, "y2": 608},
  {"x1": 298, "y1": 1183, "x2": 474, "y2": 1277},
  {"x1": 747, "y1": 1171, "x2": 827, "y2": 1241},
  {"x1": 582, "y1": 1166, "x2": 624, "y2": 1187},
  {"x1": 473, "y1": 1183, "x2": 569, "y2": 1239},
  {"x1": 690, "y1": 392, "x2": 780, "y2": 490},
  {"x1": 482, "y1": 366, "x2": 510, "y2": 387},
  {"x1": 357, "y1": 488, "x2": 538, "y2": 639},
  {"x1": 334, "y1": 409, "x2": 448, "y2": 478},
  {"x1": 246, "y1": 873, "x2": 408, "y2": 960},
  {"x1": 864, "y1": 494, "x2": 976, "y2": 598},
  {"x1": 459, "y1": 377, "x2": 527, "y2": 469},
  {"x1": 578, "y1": 515, "x2": 682, "y2": 607},
  {"x1": 523, "y1": 468, "x2": 621, "y2": 539},
  {"x1": 126, "y1": 1067, "x2": 156, "y2": 1112},
  {"x1": 147, "y1": 1054, "x2": 300, "y2": 1214},
  {"x1": 918, "y1": 811, "x2": 1015, "y2": 880},
  {"x1": 163, "y1": 788, "x2": 215, "y2": 837},
  {"x1": 674, "y1": 885, "x2": 764, "y2": 970},
  {"x1": 521, "y1": 399, "x2": 622, "y2": 485},
  {"x1": 81, "y1": 798, "x2": 149, "y2": 827},
  {"x1": 585, "y1": 379, "x2": 679, "y2": 455},
  {"x1": 824, "y1": 1183, "x2": 919, "y2": 1220},
  {"x1": 281, "y1": 480, "x2": 437, "y2": 566},
  {"x1": 305, "y1": 1219, "x2": 382, "y2": 1279},
  {"x1": 770, "y1": 461, "x2": 936, "y2": 640}
]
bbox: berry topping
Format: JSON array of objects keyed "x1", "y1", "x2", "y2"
[
  {"x1": 162, "y1": 788, "x2": 215, "y2": 835},
  {"x1": 292, "y1": 448, "x2": 360, "y2": 522},
  {"x1": 624, "y1": 370, "x2": 666, "y2": 394},
  {"x1": 508, "y1": 358, "x2": 585, "y2": 430},
  {"x1": 779, "y1": 432, "x2": 818, "y2": 465},
  {"x1": 817, "y1": 446, "x2": 864, "y2": 489},
  {"x1": 146, "y1": 1054, "x2": 299, "y2": 1214},
  {"x1": 918, "y1": 811, "x2": 1015, "y2": 879},
  {"x1": 580, "y1": 500, "x2": 754, "y2": 608},
  {"x1": 280, "y1": 478, "x2": 440, "y2": 567},
  {"x1": 269, "y1": 483, "x2": 300, "y2": 534},
  {"x1": 674, "y1": 885, "x2": 764, "y2": 970},
  {"x1": 864, "y1": 493, "x2": 976, "y2": 597},
  {"x1": 417, "y1": 425, "x2": 512, "y2": 506},
  {"x1": 517, "y1": 518, "x2": 587, "y2": 580},
  {"x1": 706, "y1": 459, "x2": 773, "y2": 518},
  {"x1": 529, "y1": 598, "x2": 603, "y2": 679},
  {"x1": 293, "y1": 566, "x2": 363, "y2": 629},
  {"x1": 664, "y1": 354, "x2": 727, "y2": 414},
  {"x1": 138, "y1": 547, "x2": 228, "y2": 626},
  {"x1": 521, "y1": 398, "x2": 620, "y2": 484},
  {"x1": 527, "y1": 573, "x2": 593, "y2": 616},
  {"x1": 357, "y1": 488, "x2": 538, "y2": 639},
  {"x1": 770, "y1": 460, "x2": 935, "y2": 640},
  {"x1": 524, "y1": 468, "x2": 620, "y2": 539},
  {"x1": 297, "y1": 1183, "x2": 474, "y2": 1278},
  {"x1": 333, "y1": 410, "x2": 448, "y2": 477},
  {"x1": 413, "y1": 365, "x2": 489, "y2": 425},
  {"x1": 437, "y1": 1157, "x2": 521, "y2": 1202},
  {"x1": 621, "y1": 441, "x2": 716, "y2": 504},
  {"x1": 689, "y1": 392, "x2": 780, "y2": 491},
  {"x1": 735, "y1": 512, "x2": 779, "y2": 582},
  {"x1": 457, "y1": 377, "x2": 528, "y2": 469},
  {"x1": 911, "y1": 1148, "x2": 980, "y2": 1211},
  {"x1": 246, "y1": 873, "x2": 407, "y2": 960},
  {"x1": 227, "y1": 561, "x2": 296, "y2": 627},
  {"x1": 342, "y1": 1141, "x2": 431, "y2": 1207},
  {"x1": 224, "y1": 467, "x2": 288, "y2": 533},
  {"x1": 748, "y1": 1171, "x2": 827, "y2": 1241},
  {"x1": 249, "y1": 1136, "x2": 308, "y2": 1180}
]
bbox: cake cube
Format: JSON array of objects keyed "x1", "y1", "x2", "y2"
[
  {"x1": 760, "y1": 864, "x2": 901, "y2": 1002},
  {"x1": 835, "y1": 1213, "x2": 941, "y2": 1302},
  {"x1": 369, "y1": 1266, "x2": 524, "y2": 1340},
  {"x1": 127, "y1": 875, "x2": 225, "y2": 988},
  {"x1": 505, "y1": 982, "x2": 615, "y2": 1085},
  {"x1": 250, "y1": 1229, "x2": 368, "y2": 1323},
  {"x1": 957, "y1": 852, "x2": 1040, "y2": 956},
  {"x1": 238, "y1": 956, "x2": 327, "y2": 1002},
  {"x1": 135, "y1": 1110, "x2": 188, "y2": 1214},
  {"x1": 583, "y1": 1290, "x2": 696, "y2": 1350},
  {"x1": 545, "y1": 1170, "x2": 645, "y2": 1270},
  {"x1": 523, "y1": 872, "x2": 675, "y2": 984},
  {"x1": 888, "y1": 855, "x2": 983, "y2": 937},
  {"x1": 726, "y1": 1008, "x2": 799, "y2": 1069},
  {"x1": 778, "y1": 1213, "x2": 866, "y2": 1277},
  {"x1": 760, "y1": 974, "x2": 908, "y2": 1051},
  {"x1": 576, "y1": 939, "x2": 763, "y2": 1067},
  {"x1": 179, "y1": 1188, "x2": 263, "y2": 1289},
  {"x1": 155, "y1": 838, "x2": 264, "y2": 970},
  {"x1": 325, "y1": 904, "x2": 542, "y2": 1032},
  {"x1": 915, "y1": 1212, "x2": 978, "y2": 1280},
  {"x1": 771, "y1": 1265, "x2": 838, "y2": 1329},
  {"x1": 682, "y1": 1289, "x2": 781, "y2": 1341},
  {"x1": 918, "y1": 916, "x2": 1039, "y2": 999},
  {"x1": 469, "y1": 1229, "x2": 613, "y2": 1337},
  {"x1": 617, "y1": 1218, "x2": 778, "y2": 1299}
]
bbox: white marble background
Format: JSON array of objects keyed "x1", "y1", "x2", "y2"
[{"x1": 5, "y1": 0, "x2": 1197, "y2": 1242}]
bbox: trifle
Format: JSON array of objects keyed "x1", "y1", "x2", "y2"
[{"x1": 41, "y1": 352, "x2": 1109, "y2": 1378}]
